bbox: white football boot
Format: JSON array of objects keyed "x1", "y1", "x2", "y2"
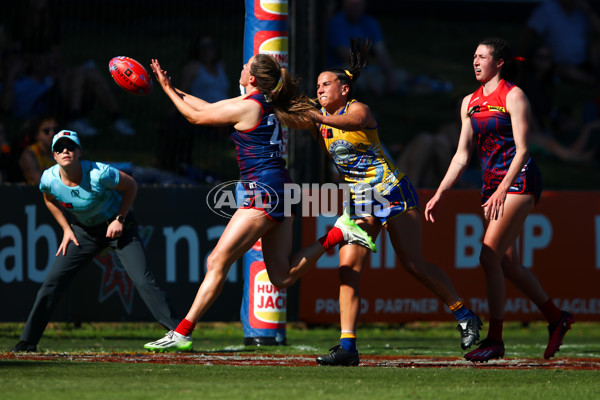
[{"x1": 144, "y1": 330, "x2": 193, "y2": 352}]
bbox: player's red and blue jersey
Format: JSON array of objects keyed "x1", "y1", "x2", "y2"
[
  {"x1": 468, "y1": 79, "x2": 542, "y2": 203},
  {"x1": 230, "y1": 91, "x2": 292, "y2": 222},
  {"x1": 231, "y1": 91, "x2": 285, "y2": 180}
]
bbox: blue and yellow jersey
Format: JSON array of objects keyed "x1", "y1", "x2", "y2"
[{"x1": 317, "y1": 99, "x2": 402, "y2": 195}]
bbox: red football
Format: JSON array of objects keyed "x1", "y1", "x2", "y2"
[{"x1": 108, "y1": 56, "x2": 153, "y2": 95}]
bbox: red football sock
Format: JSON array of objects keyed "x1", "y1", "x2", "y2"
[
  {"x1": 318, "y1": 227, "x2": 344, "y2": 251},
  {"x1": 175, "y1": 318, "x2": 195, "y2": 336},
  {"x1": 538, "y1": 299, "x2": 562, "y2": 324},
  {"x1": 487, "y1": 318, "x2": 504, "y2": 343}
]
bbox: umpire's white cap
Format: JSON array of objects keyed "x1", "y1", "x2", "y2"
[{"x1": 52, "y1": 130, "x2": 82, "y2": 150}]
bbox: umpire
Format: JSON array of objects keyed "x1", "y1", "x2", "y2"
[{"x1": 11, "y1": 130, "x2": 178, "y2": 352}]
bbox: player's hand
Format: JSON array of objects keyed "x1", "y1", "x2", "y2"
[
  {"x1": 150, "y1": 59, "x2": 172, "y2": 89},
  {"x1": 106, "y1": 220, "x2": 124, "y2": 239},
  {"x1": 309, "y1": 110, "x2": 322, "y2": 124},
  {"x1": 482, "y1": 189, "x2": 507, "y2": 220},
  {"x1": 57, "y1": 228, "x2": 79, "y2": 256},
  {"x1": 424, "y1": 192, "x2": 443, "y2": 223}
]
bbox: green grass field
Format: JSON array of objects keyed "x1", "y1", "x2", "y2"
[{"x1": 1, "y1": 321, "x2": 599, "y2": 400}]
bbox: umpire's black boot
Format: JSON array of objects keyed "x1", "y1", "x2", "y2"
[
  {"x1": 11, "y1": 340, "x2": 37, "y2": 352},
  {"x1": 316, "y1": 344, "x2": 359, "y2": 366}
]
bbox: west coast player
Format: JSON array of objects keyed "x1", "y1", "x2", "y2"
[{"x1": 305, "y1": 39, "x2": 482, "y2": 366}]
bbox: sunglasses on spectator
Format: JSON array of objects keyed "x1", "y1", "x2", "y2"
[
  {"x1": 42, "y1": 126, "x2": 59, "y2": 135},
  {"x1": 53, "y1": 142, "x2": 78, "y2": 153}
]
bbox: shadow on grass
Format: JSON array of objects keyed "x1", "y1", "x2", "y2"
[{"x1": 0, "y1": 360, "x2": 56, "y2": 367}]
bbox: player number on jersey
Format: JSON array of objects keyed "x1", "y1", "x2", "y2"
[{"x1": 267, "y1": 114, "x2": 282, "y2": 148}]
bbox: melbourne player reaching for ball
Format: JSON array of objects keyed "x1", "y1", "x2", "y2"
[
  {"x1": 144, "y1": 55, "x2": 377, "y2": 352},
  {"x1": 425, "y1": 38, "x2": 573, "y2": 362},
  {"x1": 302, "y1": 38, "x2": 482, "y2": 366}
]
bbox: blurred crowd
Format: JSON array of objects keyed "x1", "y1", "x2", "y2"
[
  {"x1": 0, "y1": 0, "x2": 137, "y2": 184},
  {"x1": 371, "y1": 0, "x2": 600, "y2": 188},
  {"x1": 516, "y1": 0, "x2": 600, "y2": 168},
  {"x1": 1, "y1": 0, "x2": 599, "y2": 187},
  {"x1": 300, "y1": 0, "x2": 600, "y2": 189}
]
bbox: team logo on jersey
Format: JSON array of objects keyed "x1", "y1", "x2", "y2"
[
  {"x1": 329, "y1": 140, "x2": 355, "y2": 164},
  {"x1": 482, "y1": 136, "x2": 496, "y2": 152},
  {"x1": 59, "y1": 201, "x2": 73, "y2": 209},
  {"x1": 356, "y1": 143, "x2": 369, "y2": 152},
  {"x1": 468, "y1": 104, "x2": 506, "y2": 116},
  {"x1": 468, "y1": 105, "x2": 480, "y2": 116},
  {"x1": 487, "y1": 105, "x2": 506, "y2": 112},
  {"x1": 321, "y1": 127, "x2": 333, "y2": 139}
]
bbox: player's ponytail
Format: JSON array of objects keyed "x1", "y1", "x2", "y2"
[
  {"x1": 347, "y1": 37, "x2": 370, "y2": 81},
  {"x1": 273, "y1": 68, "x2": 317, "y2": 129},
  {"x1": 251, "y1": 53, "x2": 316, "y2": 130},
  {"x1": 322, "y1": 37, "x2": 370, "y2": 100}
]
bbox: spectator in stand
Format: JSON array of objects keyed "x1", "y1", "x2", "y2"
[
  {"x1": 327, "y1": 0, "x2": 452, "y2": 96},
  {"x1": 0, "y1": 37, "x2": 64, "y2": 122},
  {"x1": 327, "y1": 0, "x2": 399, "y2": 95},
  {"x1": 520, "y1": 44, "x2": 556, "y2": 135},
  {"x1": 9, "y1": 0, "x2": 135, "y2": 136},
  {"x1": 541, "y1": 106, "x2": 599, "y2": 163},
  {"x1": 395, "y1": 98, "x2": 482, "y2": 189},
  {"x1": 18, "y1": 115, "x2": 59, "y2": 185},
  {"x1": 180, "y1": 36, "x2": 230, "y2": 105},
  {"x1": 157, "y1": 35, "x2": 230, "y2": 178},
  {"x1": 519, "y1": 0, "x2": 600, "y2": 86},
  {"x1": 396, "y1": 121, "x2": 471, "y2": 189},
  {"x1": 518, "y1": 44, "x2": 596, "y2": 164},
  {"x1": 0, "y1": 122, "x2": 11, "y2": 184}
]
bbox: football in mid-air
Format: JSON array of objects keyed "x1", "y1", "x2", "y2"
[{"x1": 109, "y1": 56, "x2": 153, "y2": 95}]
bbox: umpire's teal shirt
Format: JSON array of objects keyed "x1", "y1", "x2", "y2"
[{"x1": 39, "y1": 160, "x2": 122, "y2": 227}]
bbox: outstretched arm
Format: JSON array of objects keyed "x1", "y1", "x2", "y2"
[
  {"x1": 311, "y1": 101, "x2": 376, "y2": 131},
  {"x1": 150, "y1": 59, "x2": 251, "y2": 128}
]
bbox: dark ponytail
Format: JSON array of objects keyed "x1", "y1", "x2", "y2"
[{"x1": 322, "y1": 37, "x2": 371, "y2": 100}]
